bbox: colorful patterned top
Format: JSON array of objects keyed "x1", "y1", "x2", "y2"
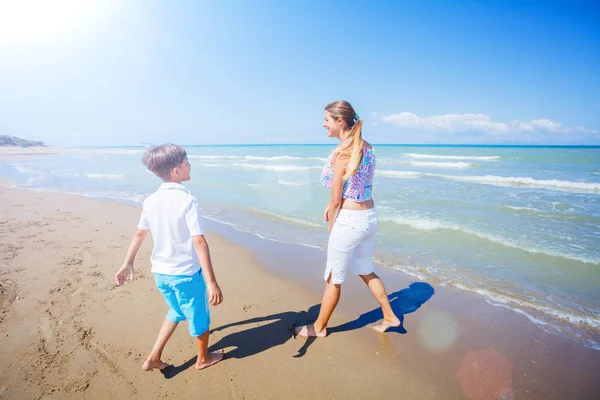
[{"x1": 320, "y1": 145, "x2": 376, "y2": 202}]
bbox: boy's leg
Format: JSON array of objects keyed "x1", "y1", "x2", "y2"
[
  {"x1": 195, "y1": 330, "x2": 224, "y2": 370},
  {"x1": 142, "y1": 318, "x2": 178, "y2": 371}
]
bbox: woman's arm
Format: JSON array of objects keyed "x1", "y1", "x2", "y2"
[{"x1": 327, "y1": 152, "x2": 349, "y2": 232}]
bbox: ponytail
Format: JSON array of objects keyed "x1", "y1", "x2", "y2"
[{"x1": 340, "y1": 118, "x2": 364, "y2": 180}]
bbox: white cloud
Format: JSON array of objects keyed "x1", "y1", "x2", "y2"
[{"x1": 379, "y1": 112, "x2": 597, "y2": 141}]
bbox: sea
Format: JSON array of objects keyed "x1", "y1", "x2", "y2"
[{"x1": 3, "y1": 144, "x2": 599, "y2": 350}]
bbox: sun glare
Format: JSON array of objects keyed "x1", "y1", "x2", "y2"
[{"x1": 0, "y1": 0, "x2": 101, "y2": 47}]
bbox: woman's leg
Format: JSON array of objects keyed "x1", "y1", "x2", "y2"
[
  {"x1": 360, "y1": 272, "x2": 400, "y2": 332},
  {"x1": 353, "y1": 212, "x2": 400, "y2": 332},
  {"x1": 294, "y1": 274, "x2": 341, "y2": 337},
  {"x1": 295, "y1": 210, "x2": 359, "y2": 338}
]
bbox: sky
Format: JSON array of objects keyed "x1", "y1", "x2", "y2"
[{"x1": 0, "y1": 0, "x2": 599, "y2": 146}]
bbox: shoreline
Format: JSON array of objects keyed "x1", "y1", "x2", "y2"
[
  {"x1": 0, "y1": 146, "x2": 67, "y2": 162},
  {"x1": 1, "y1": 163, "x2": 600, "y2": 398}
]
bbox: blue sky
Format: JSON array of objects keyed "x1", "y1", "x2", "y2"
[{"x1": 0, "y1": 0, "x2": 598, "y2": 146}]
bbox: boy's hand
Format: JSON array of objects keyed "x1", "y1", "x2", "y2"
[
  {"x1": 207, "y1": 281, "x2": 223, "y2": 306},
  {"x1": 115, "y1": 264, "x2": 135, "y2": 286}
]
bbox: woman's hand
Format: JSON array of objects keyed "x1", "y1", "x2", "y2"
[{"x1": 323, "y1": 206, "x2": 329, "y2": 222}]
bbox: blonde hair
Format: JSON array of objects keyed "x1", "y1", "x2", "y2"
[
  {"x1": 142, "y1": 143, "x2": 187, "y2": 180},
  {"x1": 325, "y1": 100, "x2": 364, "y2": 180}
]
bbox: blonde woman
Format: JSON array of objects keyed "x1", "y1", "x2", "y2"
[{"x1": 294, "y1": 100, "x2": 400, "y2": 338}]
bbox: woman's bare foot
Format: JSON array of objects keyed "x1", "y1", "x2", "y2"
[
  {"x1": 373, "y1": 317, "x2": 401, "y2": 333},
  {"x1": 293, "y1": 324, "x2": 327, "y2": 338},
  {"x1": 195, "y1": 349, "x2": 225, "y2": 370},
  {"x1": 142, "y1": 358, "x2": 170, "y2": 371}
]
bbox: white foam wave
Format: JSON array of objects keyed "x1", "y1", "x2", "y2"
[
  {"x1": 244, "y1": 155, "x2": 326, "y2": 162},
  {"x1": 409, "y1": 161, "x2": 473, "y2": 169},
  {"x1": 200, "y1": 214, "x2": 324, "y2": 250},
  {"x1": 505, "y1": 206, "x2": 543, "y2": 213},
  {"x1": 83, "y1": 173, "x2": 125, "y2": 179},
  {"x1": 10, "y1": 162, "x2": 35, "y2": 173},
  {"x1": 436, "y1": 174, "x2": 600, "y2": 192},
  {"x1": 188, "y1": 155, "x2": 243, "y2": 160},
  {"x1": 404, "y1": 153, "x2": 500, "y2": 161},
  {"x1": 189, "y1": 155, "x2": 325, "y2": 162},
  {"x1": 250, "y1": 208, "x2": 323, "y2": 229},
  {"x1": 377, "y1": 170, "x2": 425, "y2": 179},
  {"x1": 380, "y1": 215, "x2": 600, "y2": 265},
  {"x1": 378, "y1": 169, "x2": 600, "y2": 193},
  {"x1": 482, "y1": 295, "x2": 600, "y2": 330},
  {"x1": 197, "y1": 163, "x2": 224, "y2": 167},
  {"x1": 232, "y1": 163, "x2": 320, "y2": 172},
  {"x1": 277, "y1": 180, "x2": 309, "y2": 186}
]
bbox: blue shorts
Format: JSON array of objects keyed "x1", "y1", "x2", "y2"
[{"x1": 153, "y1": 271, "x2": 210, "y2": 337}]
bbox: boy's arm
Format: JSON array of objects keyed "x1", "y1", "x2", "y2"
[
  {"x1": 192, "y1": 235, "x2": 223, "y2": 306},
  {"x1": 115, "y1": 228, "x2": 148, "y2": 286}
]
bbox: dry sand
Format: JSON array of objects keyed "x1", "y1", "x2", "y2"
[{"x1": 1, "y1": 165, "x2": 599, "y2": 399}]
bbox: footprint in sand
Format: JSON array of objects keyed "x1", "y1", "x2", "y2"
[
  {"x1": 0, "y1": 243, "x2": 23, "y2": 260},
  {"x1": 61, "y1": 257, "x2": 83, "y2": 267},
  {"x1": 63, "y1": 377, "x2": 90, "y2": 393},
  {"x1": 242, "y1": 304, "x2": 259, "y2": 312},
  {"x1": 38, "y1": 314, "x2": 54, "y2": 343}
]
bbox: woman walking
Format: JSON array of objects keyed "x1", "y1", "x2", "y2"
[{"x1": 294, "y1": 100, "x2": 401, "y2": 338}]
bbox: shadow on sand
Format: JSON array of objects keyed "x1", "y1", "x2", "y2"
[{"x1": 161, "y1": 282, "x2": 434, "y2": 378}]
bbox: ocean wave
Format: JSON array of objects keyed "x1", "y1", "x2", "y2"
[
  {"x1": 408, "y1": 161, "x2": 473, "y2": 169},
  {"x1": 83, "y1": 173, "x2": 125, "y2": 179},
  {"x1": 380, "y1": 215, "x2": 600, "y2": 264},
  {"x1": 249, "y1": 208, "x2": 323, "y2": 229},
  {"x1": 387, "y1": 261, "x2": 600, "y2": 348},
  {"x1": 377, "y1": 170, "x2": 425, "y2": 179},
  {"x1": 200, "y1": 214, "x2": 324, "y2": 250},
  {"x1": 277, "y1": 180, "x2": 309, "y2": 186},
  {"x1": 189, "y1": 155, "x2": 325, "y2": 162},
  {"x1": 479, "y1": 288, "x2": 600, "y2": 330},
  {"x1": 10, "y1": 162, "x2": 35, "y2": 173},
  {"x1": 244, "y1": 155, "x2": 326, "y2": 162},
  {"x1": 436, "y1": 174, "x2": 600, "y2": 192},
  {"x1": 231, "y1": 163, "x2": 320, "y2": 171},
  {"x1": 197, "y1": 163, "x2": 224, "y2": 167},
  {"x1": 377, "y1": 169, "x2": 600, "y2": 193},
  {"x1": 404, "y1": 153, "x2": 500, "y2": 161},
  {"x1": 505, "y1": 205, "x2": 543, "y2": 213}
]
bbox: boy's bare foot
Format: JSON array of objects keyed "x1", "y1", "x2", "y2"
[
  {"x1": 195, "y1": 349, "x2": 224, "y2": 370},
  {"x1": 293, "y1": 324, "x2": 327, "y2": 338},
  {"x1": 142, "y1": 358, "x2": 170, "y2": 371},
  {"x1": 373, "y1": 317, "x2": 401, "y2": 333}
]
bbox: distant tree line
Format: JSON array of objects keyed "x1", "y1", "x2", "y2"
[{"x1": 0, "y1": 135, "x2": 45, "y2": 147}]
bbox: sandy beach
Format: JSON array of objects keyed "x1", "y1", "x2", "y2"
[{"x1": 1, "y1": 153, "x2": 600, "y2": 399}]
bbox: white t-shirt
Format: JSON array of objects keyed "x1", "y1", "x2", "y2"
[{"x1": 138, "y1": 182, "x2": 204, "y2": 276}]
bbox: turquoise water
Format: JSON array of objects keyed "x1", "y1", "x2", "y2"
[{"x1": 3, "y1": 144, "x2": 600, "y2": 349}]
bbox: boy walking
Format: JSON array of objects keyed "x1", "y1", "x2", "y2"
[{"x1": 115, "y1": 143, "x2": 224, "y2": 371}]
